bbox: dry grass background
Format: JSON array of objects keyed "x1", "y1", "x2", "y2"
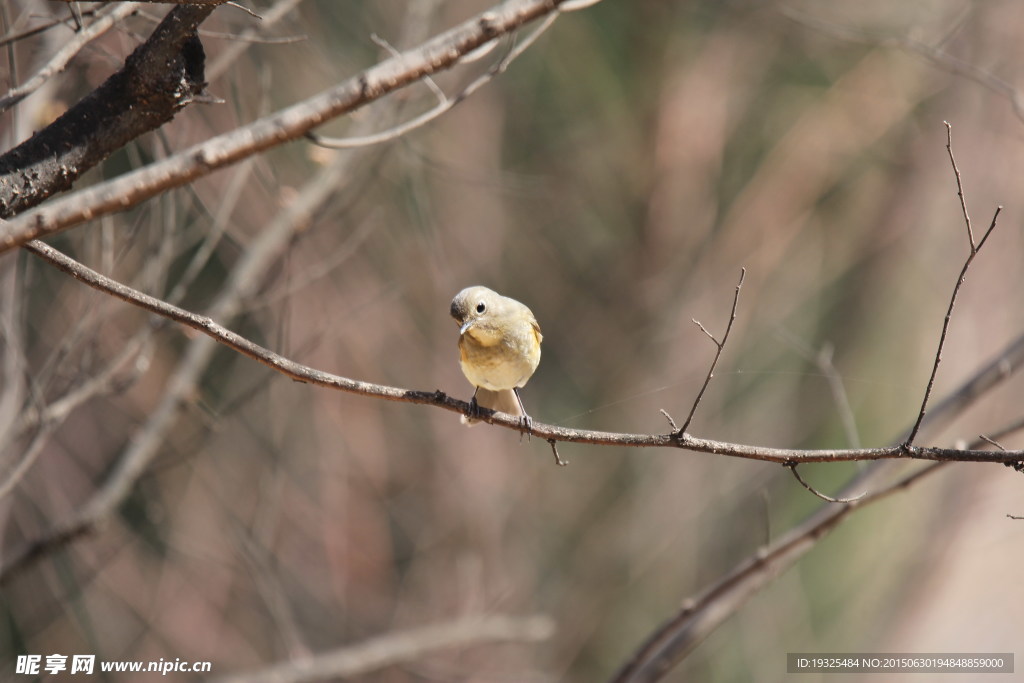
[{"x1": 2, "y1": 1, "x2": 1024, "y2": 681}]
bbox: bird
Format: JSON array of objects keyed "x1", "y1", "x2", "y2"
[{"x1": 450, "y1": 286, "x2": 542, "y2": 428}]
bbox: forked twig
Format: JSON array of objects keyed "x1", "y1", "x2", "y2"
[
  {"x1": 306, "y1": 12, "x2": 559, "y2": 149},
  {"x1": 905, "y1": 124, "x2": 1002, "y2": 447},
  {"x1": 0, "y1": 4, "x2": 139, "y2": 113},
  {"x1": 676, "y1": 268, "x2": 746, "y2": 435}
]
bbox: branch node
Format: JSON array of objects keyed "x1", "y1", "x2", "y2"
[{"x1": 691, "y1": 318, "x2": 719, "y2": 346}]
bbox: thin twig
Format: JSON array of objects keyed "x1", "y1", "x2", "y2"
[
  {"x1": 979, "y1": 434, "x2": 1006, "y2": 451},
  {"x1": 944, "y1": 122, "x2": 974, "y2": 250},
  {"x1": 548, "y1": 439, "x2": 568, "y2": 467},
  {"x1": 0, "y1": 4, "x2": 139, "y2": 113},
  {"x1": 369, "y1": 32, "x2": 447, "y2": 102},
  {"x1": 225, "y1": 2, "x2": 261, "y2": 19},
  {"x1": 678, "y1": 268, "x2": 746, "y2": 435},
  {"x1": 905, "y1": 128, "x2": 1002, "y2": 447},
  {"x1": 784, "y1": 463, "x2": 865, "y2": 504},
  {"x1": 207, "y1": 0, "x2": 306, "y2": 81},
  {"x1": 780, "y1": 8, "x2": 1024, "y2": 123},
  {"x1": 8, "y1": 330, "x2": 151, "y2": 441},
  {"x1": 906, "y1": 206, "x2": 1003, "y2": 447},
  {"x1": 307, "y1": 12, "x2": 559, "y2": 150},
  {"x1": 979, "y1": 427, "x2": 1024, "y2": 476},
  {"x1": 0, "y1": 10, "x2": 102, "y2": 50},
  {"x1": 974, "y1": 204, "x2": 1001, "y2": 252}
]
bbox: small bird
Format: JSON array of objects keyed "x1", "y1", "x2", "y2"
[{"x1": 450, "y1": 286, "x2": 542, "y2": 428}]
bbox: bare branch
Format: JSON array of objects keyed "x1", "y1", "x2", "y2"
[
  {"x1": 206, "y1": 0, "x2": 306, "y2": 81},
  {"x1": 609, "y1": 398, "x2": 1024, "y2": 683},
  {"x1": 677, "y1": 268, "x2": 745, "y2": 435},
  {"x1": 905, "y1": 128, "x2": 1002, "y2": 447},
  {"x1": 785, "y1": 463, "x2": 866, "y2": 504},
  {"x1": 0, "y1": 118, "x2": 373, "y2": 585},
  {"x1": 548, "y1": 439, "x2": 568, "y2": 467},
  {"x1": 19, "y1": 242, "x2": 1024, "y2": 468},
  {"x1": 308, "y1": 12, "x2": 559, "y2": 150},
  {"x1": 621, "y1": 186, "x2": 1024, "y2": 672},
  {"x1": 944, "y1": 121, "x2": 974, "y2": 250},
  {"x1": 0, "y1": 4, "x2": 140, "y2": 113},
  {"x1": 0, "y1": 10, "x2": 102, "y2": 50},
  {"x1": 212, "y1": 614, "x2": 554, "y2": 683},
  {"x1": 980, "y1": 434, "x2": 1007, "y2": 451},
  {"x1": 0, "y1": 0, "x2": 582, "y2": 250},
  {"x1": 975, "y1": 204, "x2": 1001, "y2": 252},
  {"x1": 0, "y1": 4, "x2": 214, "y2": 217},
  {"x1": 781, "y1": 8, "x2": 1024, "y2": 124},
  {"x1": 3, "y1": 331, "x2": 152, "y2": 491}
]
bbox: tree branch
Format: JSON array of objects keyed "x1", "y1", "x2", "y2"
[
  {"x1": 784, "y1": 462, "x2": 866, "y2": 504},
  {"x1": 607, "y1": 420, "x2": 1017, "y2": 683},
  {"x1": 675, "y1": 268, "x2": 745, "y2": 435},
  {"x1": 21, "y1": 240, "x2": 1024, "y2": 467},
  {"x1": 0, "y1": 3, "x2": 140, "y2": 113},
  {"x1": 307, "y1": 11, "x2": 559, "y2": 150},
  {"x1": 905, "y1": 125, "x2": 1002, "y2": 445},
  {"x1": 212, "y1": 614, "x2": 554, "y2": 683},
  {"x1": 0, "y1": 4, "x2": 213, "y2": 217},
  {"x1": 0, "y1": 0, "x2": 579, "y2": 249}
]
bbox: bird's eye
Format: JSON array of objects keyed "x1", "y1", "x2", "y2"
[{"x1": 476, "y1": 301, "x2": 486, "y2": 314}]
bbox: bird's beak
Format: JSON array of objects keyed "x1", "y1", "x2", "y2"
[{"x1": 460, "y1": 319, "x2": 474, "y2": 335}]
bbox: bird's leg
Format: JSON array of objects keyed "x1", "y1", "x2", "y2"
[
  {"x1": 514, "y1": 388, "x2": 532, "y2": 440},
  {"x1": 468, "y1": 387, "x2": 482, "y2": 421}
]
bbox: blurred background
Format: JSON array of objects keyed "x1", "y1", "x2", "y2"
[{"x1": 2, "y1": 0, "x2": 1023, "y2": 681}]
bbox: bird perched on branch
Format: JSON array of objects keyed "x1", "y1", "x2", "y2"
[{"x1": 450, "y1": 286, "x2": 542, "y2": 428}]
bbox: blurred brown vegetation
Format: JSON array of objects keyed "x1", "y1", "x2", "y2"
[{"x1": 2, "y1": 1, "x2": 1024, "y2": 681}]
